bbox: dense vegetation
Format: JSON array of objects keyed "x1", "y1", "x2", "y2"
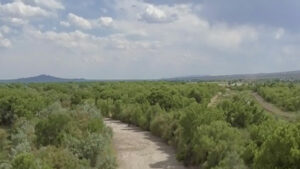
[
  {"x1": 0, "y1": 84, "x2": 116, "y2": 169},
  {"x1": 256, "y1": 83, "x2": 300, "y2": 112},
  {"x1": 94, "y1": 82, "x2": 300, "y2": 169},
  {"x1": 0, "y1": 82, "x2": 300, "y2": 169}
]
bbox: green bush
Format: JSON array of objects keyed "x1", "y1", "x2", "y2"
[
  {"x1": 87, "y1": 118, "x2": 104, "y2": 133},
  {"x1": 0, "y1": 97, "x2": 17, "y2": 125},
  {"x1": 190, "y1": 121, "x2": 244, "y2": 168},
  {"x1": 257, "y1": 83, "x2": 300, "y2": 112},
  {"x1": 12, "y1": 153, "x2": 40, "y2": 169},
  {"x1": 10, "y1": 119, "x2": 35, "y2": 157},
  {"x1": 0, "y1": 84, "x2": 116, "y2": 169},
  {"x1": 188, "y1": 89, "x2": 203, "y2": 103},
  {"x1": 0, "y1": 128, "x2": 9, "y2": 161},
  {"x1": 37, "y1": 146, "x2": 90, "y2": 169},
  {"x1": 147, "y1": 89, "x2": 176, "y2": 111},
  {"x1": 66, "y1": 133, "x2": 116, "y2": 168},
  {"x1": 212, "y1": 151, "x2": 247, "y2": 169},
  {"x1": 35, "y1": 113, "x2": 70, "y2": 146},
  {"x1": 254, "y1": 123, "x2": 300, "y2": 169},
  {"x1": 0, "y1": 88, "x2": 49, "y2": 125},
  {"x1": 218, "y1": 94, "x2": 267, "y2": 128}
]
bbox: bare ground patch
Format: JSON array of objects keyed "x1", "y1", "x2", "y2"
[{"x1": 104, "y1": 119, "x2": 191, "y2": 169}]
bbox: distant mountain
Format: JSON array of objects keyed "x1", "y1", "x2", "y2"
[
  {"x1": 164, "y1": 70, "x2": 300, "y2": 82},
  {"x1": 1, "y1": 70, "x2": 300, "y2": 83},
  {"x1": 0, "y1": 75, "x2": 86, "y2": 83}
]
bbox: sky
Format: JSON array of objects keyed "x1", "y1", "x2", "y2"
[{"x1": 0, "y1": 0, "x2": 300, "y2": 79}]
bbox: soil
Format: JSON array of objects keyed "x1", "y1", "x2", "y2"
[{"x1": 104, "y1": 119, "x2": 190, "y2": 169}]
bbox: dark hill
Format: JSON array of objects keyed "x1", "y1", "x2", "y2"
[
  {"x1": 164, "y1": 70, "x2": 300, "y2": 82},
  {"x1": 0, "y1": 74, "x2": 86, "y2": 83}
]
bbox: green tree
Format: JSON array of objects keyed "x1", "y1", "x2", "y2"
[
  {"x1": 254, "y1": 123, "x2": 300, "y2": 169},
  {"x1": 12, "y1": 153, "x2": 39, "y2": 169},
  {"x1": 35, "y1": 113, "x2": 70, "y2": 146},
  {"x1": 191, "y1": 121, "x2": 244, "y2": 168}
]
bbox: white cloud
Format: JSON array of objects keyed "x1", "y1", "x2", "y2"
[
  {"x1": 30, "y1": 28, "x2": 157, "y2": 52},
  {"x1": 0, "y1": 26, "x2": 11, "y2": 34},
  {"x1": 97, "y1": 17, "x2": 113, "y2": 26},
  {"x1": 32, "y1": 0, "x2": 64, "y2": 10},
  {"x1": 16, "y1": 0, "x2": 64, "y2": 10},
  {"x1": 139, "y1": 4, "x2": 177, "y2": 23},
  {"x1": 1, "y1": 0, "x2": 299, "y2": 79},
  {"x1": 29, "y1": 29, "x2": 114, "y2": 53},
  {"x1": 107, "y1": 33, "x2": 160, "y2": 51},
  {"x1": 0, "y1": 33, "x2": 11, "y2": 48},
  {"x1": 0, "y1": 1, "x2": 49, "y2": 18},
  {"x1": 67, "y1": 13, "x2": 114, "y2": 29},
  {"x1": 206, "y1": 25, "x2": 258, "y2": 49},
  {"x1": 3, "y1": 17, "x2": 28, "y2": 25},
  {"x1": 32, "y1": 30, "x2": 96, "y2": 50},
  {"x1": 113, "y1": 2, "x2": 257, "y2": 50},
  {"x1": 275, "y1": 28, "x2": 285, "y2": 40},
  {"x1": 60, "y1": 21, "x2": 70, "y2": 27},
  {"x1": 68, "y1": 13, "x2": 92, "y2": 29}
]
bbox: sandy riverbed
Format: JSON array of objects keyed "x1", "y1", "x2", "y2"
[{"x1": 104, "y1": 119, "x2": 189, "y2": 169}]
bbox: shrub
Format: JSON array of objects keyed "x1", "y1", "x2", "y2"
[
  {"x1": 188, "y1": 89, "x2": 202, "y2": 103},
  {"x1": 212, "y1": 151, "x2": 247, "y2": 169},
  {"x1": 219, "y1": 94, "x2": 266, "y2": 128},
  {"x1": 0, "y1": 128, "x2": 9, "y2": 161},
  {"x1": 254, "y1": 123, "x2": 300, "y2": 169},
  {"x1": 12, "y1": 153, "x2": 39, "y2": 169},
  {"x1": 147, "y1": 89, "x2": 176, "y2": 111},
  {"x1": 10, "y1": 119, "x2": 35, "y2": 157},
  {"x1": 87, "y1": 118, "x2": 104, "y2": 133},
  {"x1": 191, "y1": 121, "x2": 244, "y2": 168},
  {"x1": 0, "y1": 97, "x2": 18, "y2": 125},
  {"x1": 38, "y1": 146, "x2": 90, "y2": 169},
  {"x1": 66, "y1": 133, "x2": 116, "y2": 168},
  {"x1": 35, "y1": 113, "x2": 70, "y2": 146}
]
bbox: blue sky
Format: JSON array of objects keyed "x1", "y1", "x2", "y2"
[{"x1": 0, "y1": 0, "x2": 299, "y2": 79}]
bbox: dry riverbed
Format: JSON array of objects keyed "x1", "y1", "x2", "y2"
[
  {"x1": 104, "y1": 119, "x2": 189, "y2": 169},
  {"x1": 252, "y1": 92, "x2": 297, "y2": 121}
]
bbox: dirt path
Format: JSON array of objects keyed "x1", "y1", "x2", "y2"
[
  {"x1": 104, "y1": 119, "x2": 189, "y2": 169},
  {"x1": 251, "y1": 92, "x2": 296, "y2": 121},
  {"x1": 208, "y1": 92, "x2": 222, "y2": 107}
]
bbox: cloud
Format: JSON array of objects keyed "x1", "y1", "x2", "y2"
[
  {"x1": 17, "y1": 0, "x2": 64, "y2": 10},
  {"x1": 139, "y1": 4, "x2": 177, "y2": 23},
  {"x1": 274, "y1": 28, "x2": 285, "y2": 40},
  {"x1": 0, "y1": 26, "x2": 11, "y2": 34},
  {"x1": 0, "y1": 1, "x2": 49, "y2": 18},
  {"x1": 31, "y1": 0, "x2": 64, "y2": 10},
  {"x1": 60, "y1": 21, "x2": 70, "y2": 27},
  {"x1": 97, "y1": 17, "x2": 113, "y2": 26},
  {"x1": 67, "y1": 13, "x2": 114, "y2": 29},
  {"x1": 189, "y1": 0, "x2": 300, "y2": 32},
  {"x1": 30, "y1": 28, "x2": 158, "y2": 52},
  {"x1": 1, "y1": 0, "x2": 300, "y2": 79},
  {"x1": 68, "y1": 13, "x2": 92, "y2": 29},
  {"x1": 32, "y1": 29, "x2": 97, "y2": 50},
  {"x1": 114, "y1": 2, "x2": 257, "y2": 50},
  {"x1": 206, "y1": 25, "x2": 258, "y2": 49},
  {"x1": 2, "y1": 17, "x2": 28, "y2": 25},
  {"x1": 0, "y1": 33, "x2": 11, "y2": 48}
]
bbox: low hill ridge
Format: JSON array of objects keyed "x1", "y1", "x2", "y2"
[
  {"x1": 0, "y1": 74, "x2": 86, "y2": 83},
  {"x1": 164, "y1": 70, "x2": 300, "y2": 81}
]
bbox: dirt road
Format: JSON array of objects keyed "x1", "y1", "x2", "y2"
[
  {"x1": 104, "y1": 119, "x2": 189, "y2": 169},
  {"x1": 252, "y1": 92, "x2": 296, "y2": 121},
  {"x1": 207, "y1": 92, "x2": 222, "y2": 107}
]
